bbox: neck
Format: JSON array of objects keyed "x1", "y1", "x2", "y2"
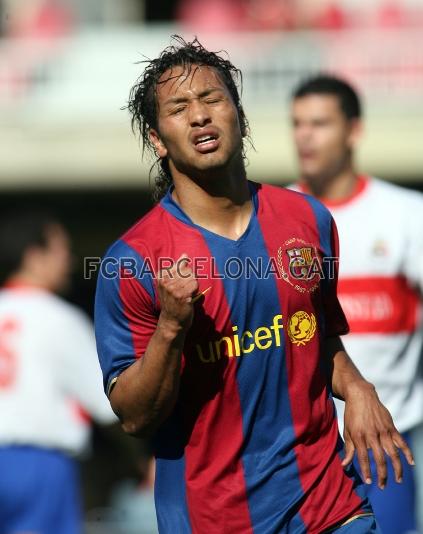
[
  {"x1": 302, "y1": 166, "x2": 357, "y2": 202},
  {"x1": 5, "y1": 272, "x2": 50, "y2": 292},
  {"x1": 171, "y1": 163, "x2": 253, "y2": 240}
]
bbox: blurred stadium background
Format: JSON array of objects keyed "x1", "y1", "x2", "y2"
[{"x1": 1, "y1": 0, "x2": 422, "y2": 531}]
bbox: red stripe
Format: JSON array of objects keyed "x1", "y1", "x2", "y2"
[
  {"x1": 3, "y1": 281, "x2": 46, "y2": 292},
  {"x1": 169, "y1": 222, "x2": 253, "y2": 534},
  {"x1": 123, "y1": 207, "x2": 253, "y2": 533},
  {"x1": 338, "y1": 275, "x2": 419, "y2": 334},
  {"x1": 119, "y1": 270, "x2": 158, "y2": 362},
  {"x1": 257, "y1": 185, "x2": 365, "y2": 531},
  {"x1": 69, "y1": 400, "x2": 91, "y2": 424}
]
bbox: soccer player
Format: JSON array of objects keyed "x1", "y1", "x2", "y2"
[
  {"x1": 95, "y1": 36, "x2": 413, "y2": 533},
  {"x1": 290, "y1": 74, "x2": 423, "y2": 534},
  {"x1": 0, "y1": 212, "x2": 115, "y2": 534}
]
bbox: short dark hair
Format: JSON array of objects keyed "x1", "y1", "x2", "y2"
[
  {"x1": 126, "y1": 35, "x2": 250, "y2": 202},
  {"x1": 0, "y1": 211, "x2": 58, "y2": 285},
  {"x1": 292, "y1": 74, "x2": 362, "y2": 120}
]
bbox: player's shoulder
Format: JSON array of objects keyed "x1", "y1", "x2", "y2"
[
  {"x1": 258, "y1": 181, "x2": 299, "y2": 200},
  {"x1": 258, "y1": 181, "x2": 332, "y2": 221},
  {"x1": 33, "y1": 292, "x2": 92, "y2": 332},
  {"x1": 259, "y1": 180, "x2": 328, "y2": 205},
  {"x1": 104, "y1": 202, "x2": 165, "y2": 261},
  {"x1": 370, "y1": 177, "x2": 423, "y2": 207},
  {"x1": 48, "y1": 293, "x2": 91, "y2": 321},
  {"x1": 123, "y1": 202, "x2": 166, "y2": 241}
]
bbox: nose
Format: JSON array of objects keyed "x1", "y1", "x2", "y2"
[
  {"x1": 294, "y1": 123, "x2": 313, "y2": 144},
  {"x1": 189, "y1": 99, "x2": 211, "y2": 127}
]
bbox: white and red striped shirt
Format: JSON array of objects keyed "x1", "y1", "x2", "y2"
[{"x1": 293, "y1": 176, "x2": 423, "y2": 432}]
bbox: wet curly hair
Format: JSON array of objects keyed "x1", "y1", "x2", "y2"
[{"x1": 126, "y1": 35, "x2": 250, "y2": 202}]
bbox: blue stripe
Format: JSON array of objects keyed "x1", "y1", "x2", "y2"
[
  {"x1": 154, "y1": 412, "x2": 192, "y2": 533},
  {"x1": 94, "y1": 239, "x2": 155, "y2": 393},
  {"x1": 197, "y1": 207, "x2": 306, "y2": 532},
  {"x1": 303, "y1": 194, "x2": 333, "y2": 257}
]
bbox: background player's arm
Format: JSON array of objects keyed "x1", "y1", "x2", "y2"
[
  {"x1": 109, "y1": 256, "x2": 198, "y2": 438},
  {"x1": 323, "y1": 336, "x2": 414, "y2": 489},
  {"x1": 58, "y1": 308, "x2": 116, "y2": 424}
]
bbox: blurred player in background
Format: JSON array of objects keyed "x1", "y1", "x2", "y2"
[
  {"x1": 109, "y1": 442, "x2": 157, "y2": 534},
  {"x1": 290, "y1": 74, "x2": 423, "y2": 534},
  {"x1": 0, "y1": 212, "x2": 116, "y2": 534},
  {"x1": 95, "y1": 36, "x2": 415, "y2": 533}
]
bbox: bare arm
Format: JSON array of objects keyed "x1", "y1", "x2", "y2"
[
  {"x1": 110, "y1": 255, "x2": 198, "y2": 438},
  {"x1": 323, "y1": 336, "x2": 414, "y2": 489},
  {"x1": 322, "y1": 336, "x2": 368, "y2": 401}
]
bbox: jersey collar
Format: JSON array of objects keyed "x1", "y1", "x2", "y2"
[{"x1": 299, "y1": 175, "x2": 369, "y2": 209}]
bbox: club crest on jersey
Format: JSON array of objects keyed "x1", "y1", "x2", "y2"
[
  {"x1": 288, "y1": 311, "x2": 316, "y2": 346},
  {"x1": 287, "y1": 247, "x2": 315, "y2": 277},
  {"x1": 277, "y1": 238, "x2": 320, "y2": 293}
]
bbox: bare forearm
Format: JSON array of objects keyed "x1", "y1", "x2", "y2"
[
  {"x1": 322, "y1": 336, "x2": 372, "y2": 401},
  {"x1": 110, "y1": 317, "x2": 187, "y2": 437},
  {"x1": 109, "y1": 254, "x2": 198, "y2": 437}
]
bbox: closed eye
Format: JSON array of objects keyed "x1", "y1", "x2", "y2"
[{"x1": 170, "y1": 106, "x2": 186, "y2": 115}]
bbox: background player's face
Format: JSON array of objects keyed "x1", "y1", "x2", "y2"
[
  {"x1": 27, "y1": 224, "x2": 72, "y2": 293},
  {"x1": 149, "y1": 64, "x2": 244, "y2": 178},
  {"x1": 291, "y1": 94, "x2": 360, "y2": 183}
]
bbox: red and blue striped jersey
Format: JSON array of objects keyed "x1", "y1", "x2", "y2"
[{"x1": 95, "y1": 182, "x2": 372, "y2": 533}]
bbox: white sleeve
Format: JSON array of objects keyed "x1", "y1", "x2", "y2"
[
  {"x1": 402, "y1": 192, "x2": 423, "y2": 292},
  {"x1": 54, "y1": 305, "x2": 117, "y2": 424}
]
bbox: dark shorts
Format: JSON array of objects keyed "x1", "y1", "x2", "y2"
[{"x1": 0, "y1": 445, "x2": 81, "y2": 534}]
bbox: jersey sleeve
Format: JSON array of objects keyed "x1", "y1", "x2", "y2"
[
  {"x1": 322, "y1": 217, "x2": 349, "y2": 337},
  {"x1": 54, "y1": 305, "x2": 117, "y2": 424},
  {"x1": 304, "y1": 194, "x2": 349, "y2": 338},
  {"x1": 94, "y1": 239, "x2": 158, "y2": 396}
]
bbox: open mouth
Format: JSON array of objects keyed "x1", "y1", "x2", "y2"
[
  {"x1": 195, "y1": 135, "x2": 217, "y2": 146},
  {"x1": 193, "y1": 131, "x2": 220, "y2": 153}
]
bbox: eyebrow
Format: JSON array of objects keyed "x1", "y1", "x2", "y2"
[{"x1": 163, "y1": 87, "x2": 224, "y2": 106}]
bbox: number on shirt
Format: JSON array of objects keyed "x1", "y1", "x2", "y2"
[{"x1": 0, "y1": 318, "x2": 19, "y2": 388}]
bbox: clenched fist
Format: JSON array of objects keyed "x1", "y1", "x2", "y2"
[{"x1": 157, "y1": 254, "x2": 199, "y2": 332}]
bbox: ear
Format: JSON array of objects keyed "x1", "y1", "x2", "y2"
[
  {"x1": 238, "y1": 106, "x2": 248, "y2": 138},
  {"x1": 149, "y1": 128, "x2": 168, "y2": 158},
  {"x1": 347, "y1": 118, "x2": 363, "y2": 150}
]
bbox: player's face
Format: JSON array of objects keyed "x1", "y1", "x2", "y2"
[
  {"x1": 291, "y1": 94, "x2": 359, "y2": 182},
  {"x1": 149, "y1": 64, "x2": 244, "y2": 178}
]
